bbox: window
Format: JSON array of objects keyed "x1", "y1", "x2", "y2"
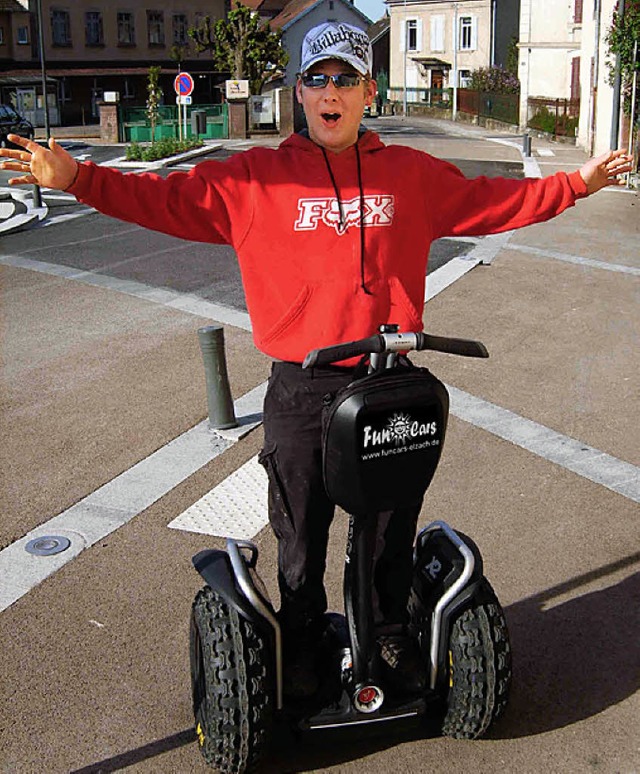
[
  {"x1": 51, "y1": 9, "x2": 71, "y2": 46},
  {"x1": 459, "y1": 69, "x2": 472, "y2": 87},
  {"x1": 60, "y1": 77, "x2": 72, "y2": 103},
  {"x1": 85, "y1": 11, "x2": 104, "y2": 46},
  {"x1": 17, "y1": 26, "x2": 29, "y2": 44},
  {"x1": 458, "y1": 15, "x2": 477, "y2": 51},
  {"x1": 430, "y1": 15, "x2": 444, "y2": 52},
  {"x1": 117, "y1": 11, "x2": 136, "y2": 45},
  {"x1": 574, "y1": 0, "x2": 583, "y2": 24},
  {"x1": 172, "y1": 13, "x2": 188, "y2": 45},
  {"x1": 123, "y1": 78, "x2": 136, "y2": 99},
  {"x1": 147, "y1": 11, "x2": 165, "y2": 46},
  {"x1": 0, "y1": 26, "x2": 4, "y2": 45},
  {"x1": 406, "y1": 19, "x2": 418, "y2": 52}
]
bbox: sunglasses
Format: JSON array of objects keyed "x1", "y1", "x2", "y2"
[{"x1": 301, "y1": 72, "x2": 363, "y2": 89}]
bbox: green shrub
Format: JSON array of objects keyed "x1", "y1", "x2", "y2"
[
  {"x1": 125, "y1": 136, "x2": 204, "y2": 162},
  {"x1": 125, "y1": 142, "x2": 143, "y2": 161},
  {"x1": 528, "y1": 107, "x2": 578, "y2": 136}
]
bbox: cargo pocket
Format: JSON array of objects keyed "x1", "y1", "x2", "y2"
[{"x1": 258, "y1": 443, "x2": 294, "y2": 541}]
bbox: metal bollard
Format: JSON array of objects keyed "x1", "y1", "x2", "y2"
[
  {"x1": 32, "y1": 184, "x2": 42, "y2": 208},
  {"x1": 522, "y1": 133, "x2": 532, "y2": 157},
  {"x1": 197, "y1": 325, "x2": 238, "y2": 430}
]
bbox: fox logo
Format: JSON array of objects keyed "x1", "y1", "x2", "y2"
[{"x1": 295, "y1": 195, "x2": 394, "y2": 234}]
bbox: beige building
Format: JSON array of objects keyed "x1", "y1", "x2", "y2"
[
  {"x1": 385, "y1": 0, "x2": 518, "y2": 96},
  {"x1": 576, "y1": 0, "x2": 619, "y2": 155},
  {"x1": 517, "y1": 0, "x2": 582, "y2": 129},
  {"x1": 0, "y1": 0, "x2": 225, "y2": 125},
  {"x1": 519, "y1": 0, "x2": 635, "y2": 159}
]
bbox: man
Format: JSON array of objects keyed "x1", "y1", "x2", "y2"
[{"x1": 1, "y1": 22, "x2": 632, "y2": 698}]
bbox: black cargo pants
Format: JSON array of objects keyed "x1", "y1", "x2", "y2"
[{"x1": 258, "y1": 361, "x2": 422, "y2": 636}]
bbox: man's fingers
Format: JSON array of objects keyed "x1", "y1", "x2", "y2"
[
  {"x1": 6, "y1": 134, "x2": 32, "y2": 151},
  {"x1": 0, "y1": 148, "x2": 26, "y2": 161},
  {"x1": 8, "y1": 174, "x2": 35, "y2": 186},
  {"x1": 0, "y1": 160, "x2": 30, "y2": 172}
]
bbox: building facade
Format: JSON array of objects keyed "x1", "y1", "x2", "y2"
[
  {"x1": 1, "y1": 0, "x2": 226, "y2": 125},
  {"x1": 517, "y1": 0, "x2": 583, "y2": 127},
  {"x1": 385, "y1": 0, "x2": 518, "y2": 96}
]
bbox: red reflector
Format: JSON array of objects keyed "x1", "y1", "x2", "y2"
[{"x1": 358, "y1": 687, "x2": 376, "y2": 705}]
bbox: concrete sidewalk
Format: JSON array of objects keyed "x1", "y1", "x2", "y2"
[{"x1": 1, "y1": 117, "x2": 639, "y2": 774}]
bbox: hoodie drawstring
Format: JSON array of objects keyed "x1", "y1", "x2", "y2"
[{"x1": 321, "y1": 144, "x2": 371, "y2": 295}]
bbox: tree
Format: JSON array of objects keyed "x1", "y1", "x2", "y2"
[
  {"x1": 146, "y1": 65, "x2": 163, "y2": 142},
  {"x1": 505, "y1": 36, "x2": 519, "y2": 76},
  {"x1": 605, "y1": 0, "x2": 640, "y2": 114},
  {"x1": 189, "y1": 3, "x2": 289, "y2": 95}
]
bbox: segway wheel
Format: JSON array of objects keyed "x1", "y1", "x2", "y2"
[
  {"x1": 190, "y1": 585, "x2": 274, "y2": 773},
  {"x1": 441, "y1": 582, "x2": 511, "y2": 740}
]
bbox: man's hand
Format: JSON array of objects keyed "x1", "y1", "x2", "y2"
[
  {"x1": 579, "y1": 149, "x2": 634, "y2": 195},
  {"x1": 0, "y1": 134, "x2": 79, "y2": 191}
]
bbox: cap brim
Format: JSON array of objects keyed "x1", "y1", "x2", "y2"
[{"x1": 301, "y1": 54, "x2": 369, "y2": 77}]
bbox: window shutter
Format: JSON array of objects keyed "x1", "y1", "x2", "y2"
[
  {"x1": 471, "y1": 15, "x2": 478, "y2": 51},
  {"x1": 574, "y1": 0, "x2": 583, "y2": 24},
  {"x1": 416, "y1": 19, "x2": 423, "y2": 52},
  {"x1": 431, "y1": 15, "x2": 444, "y2": 52},
  {"x1": 400, "y1": 19, "x2": 406, "y2": 53}
]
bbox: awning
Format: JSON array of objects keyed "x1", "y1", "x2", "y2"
[{"x1": 410, "y1": 57, "x2": 451, "y2": 70}]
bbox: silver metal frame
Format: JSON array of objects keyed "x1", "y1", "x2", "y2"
[
  {"x1": 417, "y1": 520, "x2": 476, "y2": 690},
  {"x1": 226, "y1": 538, "x2": 283, "y2": 710}
]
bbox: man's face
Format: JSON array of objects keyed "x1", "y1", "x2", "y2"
[{"x1": 296, "y1": 59, "x2": 377, "y2": 154}]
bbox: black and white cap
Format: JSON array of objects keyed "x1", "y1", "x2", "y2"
[{"x1": 300, "y1": 22, "x2": 372, "y2": 77}]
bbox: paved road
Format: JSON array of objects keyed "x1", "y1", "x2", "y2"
[{"x1": 1, "y1": 117, "x2": 638, "y2": 774}]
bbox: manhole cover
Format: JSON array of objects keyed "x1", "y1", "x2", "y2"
[{"x1": 25, "y1": 536, "x2": 71, "y2": 556}]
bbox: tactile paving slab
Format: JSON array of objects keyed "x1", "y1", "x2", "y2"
[{"x1": 167, "y1": 454, "x2": 269, "y2": 539}]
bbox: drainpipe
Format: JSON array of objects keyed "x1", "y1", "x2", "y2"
[
  {"x1": 610, "y1": 0, "x2": 626, "y2": 149},
  {"x1": 628, "y1": 38, "x2": 638, "y2": 186},
  {"x1": 491, "y1": 0, "x2": 497, "y2": 67},
  {"x1": 589, "y1": 0, "x2": 601, "y2": 155}
]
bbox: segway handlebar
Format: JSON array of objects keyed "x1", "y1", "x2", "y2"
[{"x1": 303, "y1": 331, "x2": 488, "y2": 369}]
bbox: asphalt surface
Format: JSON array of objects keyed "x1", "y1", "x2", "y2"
[{"x1": 1, "y1": 116, "x2": 639, "y2": 774}]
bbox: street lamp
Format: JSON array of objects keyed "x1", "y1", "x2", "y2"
[
  {"x1": 33, "y1": 0, "x2": 50, "y2": 209},
  {"x1": 35, "y1": 0, "x2": 51, "y2": 140},
  {"x1": 452, "y1": 2, "x2": 458, "y2": 123},
  {"x1": 403, "y1": 0, "x2": 408, "y2": 116}
]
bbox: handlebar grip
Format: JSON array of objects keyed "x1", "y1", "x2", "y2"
[
  {"x1": 303, "y1": 335, "x2": 384, "y2": 368},
  {"x1": 416, "y1": 333, "x2": 489, "y2": 358}
]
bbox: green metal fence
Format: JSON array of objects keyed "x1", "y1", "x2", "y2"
[
  {"x1": 458, "y1": 89, "x2": 519, "y2": 125},
  {"x1": 120, "y1": 104, "x2": 228, "y2": 142}
]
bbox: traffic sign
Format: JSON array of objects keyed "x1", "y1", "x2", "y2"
[
  {"x1": 176, "y1": 95, "x2": 192, "y2": 105},
  {"x1": 174, "y1": 72, "x2": 194, "y2": 97}
]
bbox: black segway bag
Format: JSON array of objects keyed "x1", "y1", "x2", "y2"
[{"x1": 322, "y1": 364, "x2": 449, "y2": 515}]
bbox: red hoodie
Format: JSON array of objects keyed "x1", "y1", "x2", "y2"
[{"x1": 69, "y1": 130, "x2": 588, "y2": 363}]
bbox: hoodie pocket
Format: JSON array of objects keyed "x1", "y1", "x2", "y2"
[
  {"x1": 390, "y1": 276, "x2": 423, "y2": 328},
  {"x1": 261, "y1": 284, "x2": 313, "y2": 346}
]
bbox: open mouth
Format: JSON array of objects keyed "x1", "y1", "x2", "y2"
[{"x1": 321, "y1": 112, "x2": 341, "y2": 125}]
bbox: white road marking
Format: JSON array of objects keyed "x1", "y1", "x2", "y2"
[{"x1": 508, "y1": 243, "x2": 640, "y2": 275}]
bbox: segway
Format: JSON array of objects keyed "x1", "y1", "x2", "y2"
[{"x1": 189, "y1": 325, "x2": 512, "y2": 773}]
